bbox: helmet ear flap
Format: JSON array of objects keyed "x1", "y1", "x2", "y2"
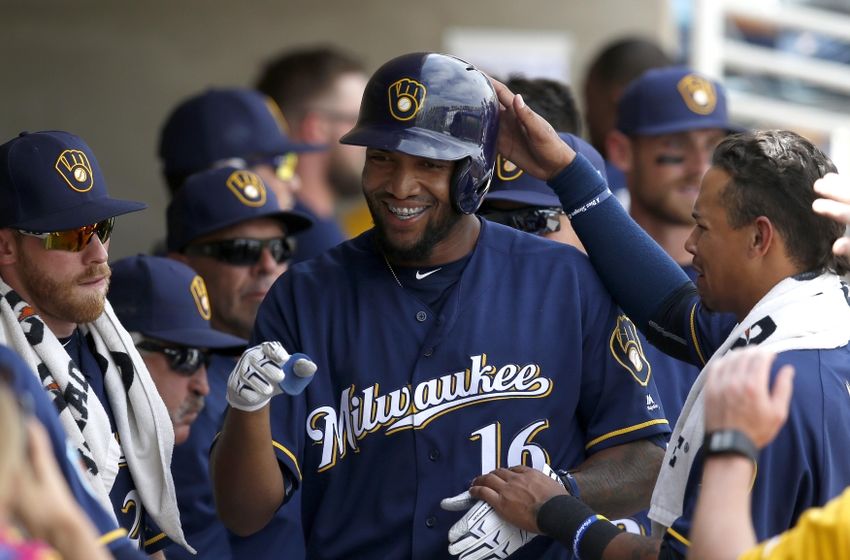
[{"x1": 451, "y1": 157, "x2": 493, "y2": 214}]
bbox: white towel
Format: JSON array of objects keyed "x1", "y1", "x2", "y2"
[
  {"x1": 0, "y1": 278, "x2": 193, "y2": 553},
  {"x1": 649, "y1": 272, "x2": 850, "y2": 535}
]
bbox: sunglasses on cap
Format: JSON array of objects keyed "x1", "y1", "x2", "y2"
[
  {"x1": 212, "y1": 153, "x2": 299, "y2": 182},
  {"x1": 17, "y1": 217, "x2": 115, "y2": 252},
  {"x1": 137, "y1": 339, "x2": 210, "y2": 376},
  {"x1": 479, "y1": 207, "x2": 563, "y2": 236},
  {"x1": 182, "y1": 237, "x2": 296, "y2": 266}
]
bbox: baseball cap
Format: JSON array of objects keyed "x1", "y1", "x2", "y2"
[
  {"x1": 109, "y1": 255, "x2": 246, "y2": 348},
  {"x1": 166, "y1": 166, "x2": 313, "y2": 252},
  {"x1": 617, "y1": 67, "x2": 738, "y2": 136},
  {"x1": 0, "y1": 131, "x2": 146, "y2": 231},
  {"x1": 159, "y1": 87, "x2": 324, "y2": 176},
  {"x1": 484, "y1": 132, "x2": 608, "y2": 208}
]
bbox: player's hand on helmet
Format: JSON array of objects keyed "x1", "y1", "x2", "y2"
[
  {"x1": 440, "y1": 464, "x2": 566, "y2": 559},
  {"x1": 226, "y1": 342, "x2": 318, "y2": 412},
  {"x1": 489, "y1": 77, "x2": 576, "y2": 182}
]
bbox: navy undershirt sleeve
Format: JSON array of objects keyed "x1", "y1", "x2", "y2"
[{"x1": 548, "y1": 154, "x2": 692, "y2": 330}]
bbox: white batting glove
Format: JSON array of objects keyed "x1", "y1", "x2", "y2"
[
  {"x1": 226, "y1": 342, "x2": 317, "y2": 412},
  {"x1": 440, "y1": 464, "x2": 564, "y2": 560}
]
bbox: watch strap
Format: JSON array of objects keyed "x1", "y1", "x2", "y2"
[{"x1": 705, "y1": 429, "x2": 759, "y2": 463}]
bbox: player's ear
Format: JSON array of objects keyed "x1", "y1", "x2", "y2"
[
  {"x1": 750, "y1": 216, "x2": 775, "y2": 258},
  {"x1": 606, "y1": 130, "x2": 633, "y2": 173},
  {"x1": 0, "y1": 229, "x2": 19, "y2": 265}
]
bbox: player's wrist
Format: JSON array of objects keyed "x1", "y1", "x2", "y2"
[
  {"x1": 537, "y1": 495, "x2": 621, "y2": 560},
  {"x1": 704, "y1": 429, "x2": 759, "y2": 463},
  {"x1": 226, "y1": 395, "x2": 271, "y2": 413}
]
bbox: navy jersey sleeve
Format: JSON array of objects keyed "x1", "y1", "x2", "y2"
[
  {"x1": 0, "y1": 346, "x2": 147, "y2": 559},
  {"x1": 250, "y1": 273, "x2": 306, "y2": 490},
  {"x1": 570, "y1": 258, "x2": 671, "y2": 453},
  {"x1": 142, "y1": 515, "x2": 172, "y2": 554},
  {"x1": 645, "y1": 284, "x2": 737, "y2": 367}
]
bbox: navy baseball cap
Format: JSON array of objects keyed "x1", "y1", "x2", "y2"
[
  {"x1": 617, "y1": 67, "x2": 738, "y2": 136},
  {"x1": 166, "y1": 166, "x2": 313, "y2": 252},
  {"x1": 484, "y1": 132, "x2": 608, "y2": 208},
  {"x1": 110, "y1": 255, "x2": 246, "y2": 348},
  {"x1": 0, "y1": 131, "x2": 146, "y2": 231},
  {"x1": 159, "y1": 87, "x2": 323, "y2": 176}
]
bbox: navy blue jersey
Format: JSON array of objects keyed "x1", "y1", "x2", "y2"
[
  {"x1": 645, "y1": 266, "x2": 701, "y2": 429},
  {"x1": 593, "y1": 267, "x2": 702, "y2": 538},
  {"x1": 64, "y1": 331, "x2": 169, "y2": 554},
  {"x1": 167, "y1": 354, "x2": 233, "y2": 558},
  {"x1": 0, "y1": 345, "x2": 146, "y2": 560},
  {"x1": 290, "y1": 200, "x2": 345, "y2": 264},
  {"x1": 167, "y1": 354, "x2": 307, "y2": 560},
  {"x1": 664, "y1": 345, "x2": 850, "y2": 555},
  {"x1": 166, "y1": 354, "x2": 236, "y2": 560},
  {"x1": 247, "y1": 220, "x2": 670, "y2": 559},
  {"x1": 644, "y1": 290, "x2": 850, "y2": 556}
]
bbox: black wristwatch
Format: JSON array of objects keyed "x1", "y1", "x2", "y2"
[{"x1": 704, "y1": 429, "x2": 759, "y2": 463}]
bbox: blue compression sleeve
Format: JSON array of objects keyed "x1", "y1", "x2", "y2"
[{"x1": 548, "y1": 154, "x2": 692, "y2": 329}]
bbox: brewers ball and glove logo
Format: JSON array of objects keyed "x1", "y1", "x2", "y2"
[
  {"x1": 496, "y1": 154, "x2": 524, "y2": 182},
  {"x1": 55, "y1": 149, "x2": 94, "y2": 192},
  {"x1": 388, "y1": 78, "x2": 426, "y2": 121},
  {"x1": 190, "y1": 275, "x2": 212, "y2": 320},
  {"x1": 677, "y1": 74, "x2": 717, "y2": 115},
  {"x1": 610, "y1": 315, "x2": 652, "y2": 386},
  {"x1": 226, "y1": 170, "x2": 267, "y2": 207}
]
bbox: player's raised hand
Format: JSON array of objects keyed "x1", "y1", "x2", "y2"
[
  {"x1": 489, "y1": 77, "x2": 575, "y2": 181},
  {"x1": 227, "y1": 342, "x2": 318, "y2": 412},
  {"x1": 704, "y1": 347, "x2": 795, "y2": 449},
  {"x1": 812, "y1": 172, "x2": 850, "y2": 258}
]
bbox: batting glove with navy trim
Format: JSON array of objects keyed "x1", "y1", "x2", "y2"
[{"x1": 226, "y1": 341, "x2": 317, "y2": 412}]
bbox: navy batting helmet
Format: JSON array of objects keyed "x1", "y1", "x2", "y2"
[{"x1": 340, "y1": 52, "x2": 499, "y2": 214}]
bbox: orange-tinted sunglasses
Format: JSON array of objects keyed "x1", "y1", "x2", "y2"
[{"x1": 18, "y1": 217, "x2": 115, "y2": 252}]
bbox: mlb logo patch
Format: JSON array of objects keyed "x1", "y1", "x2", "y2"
[{"x1": 55, "y1": 149, "x2": 94, "y2": 192}]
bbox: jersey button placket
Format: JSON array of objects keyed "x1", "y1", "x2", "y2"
[
  {"x1": 416, "y1": 310, "x2": 427, "y2": 322},
  {"x1": 425, "y1": 516, "x2": 437, "y2": 528},
  {"x1": 428, "y1": 448, "x2": 440, "y2": 461}
]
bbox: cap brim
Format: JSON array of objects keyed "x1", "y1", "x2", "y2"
[
  {"x1": 277, "y1": 208, "x2": 314, "y2": 235},
  {"x1": 624, "y1": 118, "x2": 745, "y2": 137},
  {"x1": 341, "y1": 125, "x2": 474, "y2": 161},
  {"x1": 143, "y1": 327, "x2": 247, "y2": 349},
  {"x1": 484, "y1": 189, "x2": 561, "y2": 208},
  {"x1": 176, "y1": 208, "x2": 314, "y2": 250},
  {"x1": 12, "y1": 198, "x2": 147, "y2": 232}
]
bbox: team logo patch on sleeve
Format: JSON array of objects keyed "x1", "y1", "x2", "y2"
[
  {"x1": 609, "y1": 315, "x2": 652, "y2": 386},
  {"x1": 190, "y1": 275, "x2": 212, "y2": 320},
  {"x1": 225, "y1": 170, "x2": 267, "y2": 207},
  {"x1": 496, "y1": 154, "x2": 523, "y2": 181},
  {"x1": 388, "y1": 78, "x2": 426, "y2": 121},
  {"x1": 55, "y1": 149, "x2": 94, "y2": 192},
  {"x1": 677, "y1": 74, "x2": 717, "y2": 115}
]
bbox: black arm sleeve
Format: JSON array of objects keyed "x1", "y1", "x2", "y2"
[{"x1": 548, "y1": 155, "x2": 694, "y2": 334}]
